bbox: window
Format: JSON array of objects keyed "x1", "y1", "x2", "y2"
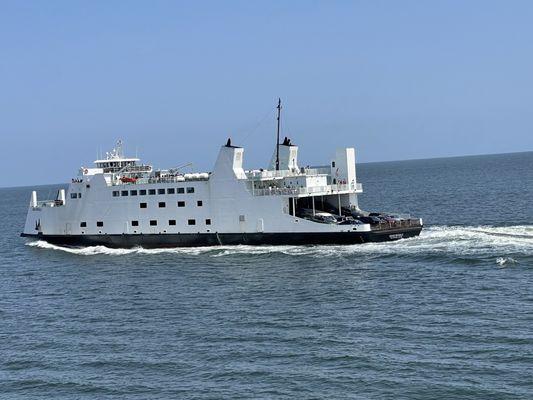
[
  {"x1": 188, "y1": 219, "x2": 196, "y2": 225},
  {"x1": 177, "y1": 187, "x2": 185, "y2": 194},
  {"x1": 197, "y1": 200, "x2": 203, "y2": 207},
  {"x1": 169, "y1": 219, "x2": 176, "y2": 226},
  {"x1": 159, "y1": 202, "x2": 166, "y2": 208},
  {"x1": 150, "y1": 220, "x2": 157, "y2": 226},
  {"x1": 167, "y1": 188, "x2": 175, "y2": 194},
  {"x1": 121, "y1": 190, "x2": 128, "y2": 196},
  {"x1": 205, "y1": 219, "x2": 211, "y2": 225},
  {"x1": 130, "y1": 190, "x2": 138, "y2": 196},
  {"x1": 239, "y1": 215, "x2": 245, "y2": 222},
  {"x1": 97, "y1": 221, "x2": 103, "y2": 227},
  {"x1": 149, "y1": 189, "x2": 156, "y2": 195},
  {"x1": 332, "y1": 161, "x2": 336, "y2": 167},
  {"x1": 70, "y1": 193, "x2": 78, "y2": 199},
  {"x1": 158, "y1": 188, "x2": 165, "y2": 195},
  {"x1": 131, "y1": 220, "x2": 139, "y2": 226},
  {"x1": 80, "y1": 222, "x2": 87, "y2": 227},
  {"x1": 140, "y1": 202, "x2": 147, "y2": 208},
  {"x1": 86, "y1": 184, "x2": 90, "y2": 188},
  {"x1": 139, "y1": 189, "x2": 147, "y2": 195},
  {"x1": 177, "y1": 201, "x2": 185, "y2": 207},
  {"x1": 186, "y1": 187, "x2": 195, "y2": 193},
  {"x1": 78, "y1": 193, "x2": 82, "y2": 198},
  {"x1": 112, "y1": 191, "x2": 119, "y2": 197}
]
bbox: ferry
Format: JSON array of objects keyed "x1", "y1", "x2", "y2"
[{"x1": 21, "y1": 102, "x2": 423, "y2": 248}]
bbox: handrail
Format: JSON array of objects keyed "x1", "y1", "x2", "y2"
[
  {"x1": 246, "y1": 168, "x2": 326, "y2": 180},
  {"x1": 370, "y1": 219, "x2": 422, "y2": 230},
  {"x1": 252, "y1": 183, "x2": 363, "y2": 196}
]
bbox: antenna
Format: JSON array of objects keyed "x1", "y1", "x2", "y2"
[{"x1": 275, "y1": 98, "x2": 282, "y2": 171}]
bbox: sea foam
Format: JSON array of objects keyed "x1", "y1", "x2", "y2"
[{"x1": 25, "y1": 225, "x2": 533, "y2": 261}]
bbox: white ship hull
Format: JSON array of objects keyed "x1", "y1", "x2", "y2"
[{"x1": 22, "y1": 139, "x2": 423, "y2": 248}]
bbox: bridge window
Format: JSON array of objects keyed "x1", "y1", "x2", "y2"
[
  {"x1": 158, "y1": 188, "x2": 165, "y2": 195},
  {"x1": 150, "y1": 220, "x2": 157, "y2": 226},
  {"x1": 188, "y1": 219, "x2": 196, "y2": 225},
  {"x1": 177, "y1": 201, "x2": 185, "y2": 207},
  {"x1": 131, "y1": 220, "x2": 139, "y2": 226},
  {"x1": 140, "y1": 202, "x2": 147, "y2": 208}
]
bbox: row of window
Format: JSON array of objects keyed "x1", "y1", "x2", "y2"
[
  {"x1": 112, "y1": 187, "x2": 195, "y2": 197},
  {"x1": 140, "y1": 201, "x2": 202, "y2": 208},
  {"x1": 80, "y1": 219, "x2": 211, "y2": 227}
]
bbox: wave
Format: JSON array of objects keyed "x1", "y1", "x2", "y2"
[{"x1": 25, "y1": 225, "x2": 533, "y2": 263}]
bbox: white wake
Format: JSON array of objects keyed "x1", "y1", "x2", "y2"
[{"x1": 25, "y1": 225, "x2": 533, "y2": 263}]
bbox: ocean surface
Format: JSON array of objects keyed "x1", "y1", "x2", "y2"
[{"x1": 1, "y1": 151, "x2": 532, "y2": 399}]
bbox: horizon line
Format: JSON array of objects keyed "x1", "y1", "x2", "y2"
[{"x1": 1, "y1": 149, "x2": 531, "y2": 190}]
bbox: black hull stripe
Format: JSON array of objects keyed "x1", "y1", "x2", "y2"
[{"x1": 21, "y1": 227, "x2": 422, "y2": 249}]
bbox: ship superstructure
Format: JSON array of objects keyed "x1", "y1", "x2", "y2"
[{"x1": 21, "y1": 106, "x2": 423, "y2": 248}]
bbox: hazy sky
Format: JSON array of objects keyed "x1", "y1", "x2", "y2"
[{"x1": 1, "y1": 1, "x2": 532, "y2": 187}]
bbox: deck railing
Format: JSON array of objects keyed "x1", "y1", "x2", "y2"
[
  {"x1": 246, "y1": 168, "x2": 326, "y2": 180},
  {"x1": 371, "y1": 219, "x2": 422, "y2": 230},
  {"x1": 251, "y1": 182, "x2": 363, "y2": 196}
]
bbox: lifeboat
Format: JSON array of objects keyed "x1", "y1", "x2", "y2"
[{"x1": 120, "y1": 176, "x2": 137, "y2": 183}]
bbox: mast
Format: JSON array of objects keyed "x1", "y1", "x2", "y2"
[{"x1": 275, "y1": 98, "x2": 282, "y2": 171}]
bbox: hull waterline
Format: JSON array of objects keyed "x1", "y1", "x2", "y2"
[{"x1": 21, "y1": 226, "x2": 422, "y2": 249}]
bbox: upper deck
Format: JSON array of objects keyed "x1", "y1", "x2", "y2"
[{"x1": 74, "y1": 138, "x2": 363, "y2": 200}]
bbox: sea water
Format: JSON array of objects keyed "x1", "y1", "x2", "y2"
[{"x1": 1, "y1": 152, "x2": 532, "y2": 399}]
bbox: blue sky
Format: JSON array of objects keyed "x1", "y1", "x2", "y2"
[{"x1": 1, "y1": 1, "x2": 532, "y2": 187}]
